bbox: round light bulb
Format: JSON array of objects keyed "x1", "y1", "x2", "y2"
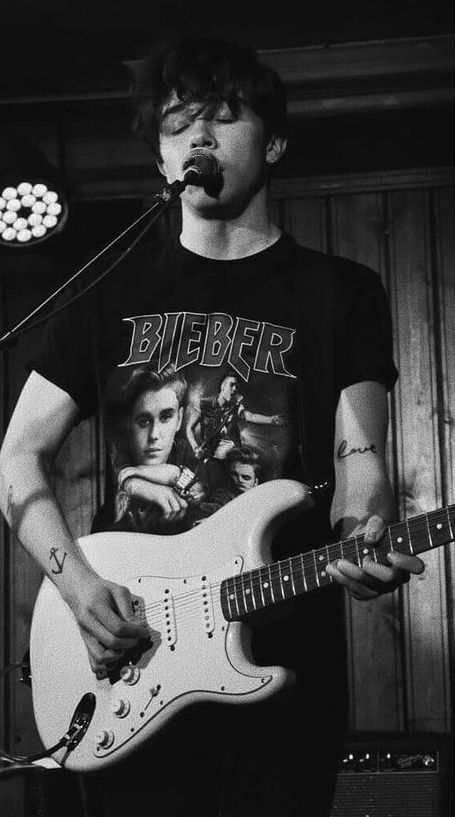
[
  {"x1": 2, "y1": 187, "x2": 17, "y2": 200},
  {"x1": 32, "y1": 183, "x2": 48, "y2": 197},
  {"x1": 17, "y1": 229, "x2": 32, "y2": 243},
  {"x1": 22, "y1": 194, "x2": 37, "y2": 208},
  {"x1": 32, "y1": 201, "x2": 46, "y2": 214},
  {"x1": 17, "y1": 182, "x2": 33, "y2": 196},
  {"x1": 3, "y1": 227, "x2": 17, "y2": 241},
  {"x1": 43, "y1": 190, "x2": 58, "y2": 204},
  {"x1": 47, "y1": 202, "x2": 62, "y2": 216},
  {"x1": 13, "y1": 217, "x2": 28, "y2": 231},
  {"x1": 31, "y1": 224, "x2": 47, "y2": 238}
]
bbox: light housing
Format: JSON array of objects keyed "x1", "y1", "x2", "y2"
[{"x1": 0, "y1": 133, "x2": 69, "y2": 248}]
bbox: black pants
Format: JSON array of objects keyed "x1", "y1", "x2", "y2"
[{"x1": 80, "y1": 681, "x2": 348, "y2": 817}]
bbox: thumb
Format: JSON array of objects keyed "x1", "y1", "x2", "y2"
[{"x1": 364, "y1": 514, "x2": 387, "y2": 544}]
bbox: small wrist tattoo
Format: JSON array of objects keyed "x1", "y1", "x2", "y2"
[{"x1": 337, "y1": 440, "x2": 377, "y2": 459}]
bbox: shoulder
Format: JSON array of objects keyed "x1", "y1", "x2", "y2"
[{"x1": 287, "y1": 234, "x2": 381, "y2": 285}]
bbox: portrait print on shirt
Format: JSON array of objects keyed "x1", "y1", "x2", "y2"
[{"x1": 103, "y1": 309, "x2": 298, "y2": 534}]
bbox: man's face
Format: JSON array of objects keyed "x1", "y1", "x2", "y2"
[
  {"x1": 220, "y1": 376, "x2": 238, "y2": 401},
  {"x1": 158, "y1": 94, "x2": 272, "y2": 217},
  {"x1": 228, "y1": 461, "x2": 258, "y2": 493},
  {"x1": 128, "y1": 386, "x2": 183, "y2": 465}
]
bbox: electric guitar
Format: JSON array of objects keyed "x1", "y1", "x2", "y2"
[{"x1": 29, "y1": 479, "x2": 454, "y2": 772}]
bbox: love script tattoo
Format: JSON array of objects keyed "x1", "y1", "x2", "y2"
[
  {"x1": 337, "y1": 440, "x2": 378, "y2": 459},
  {"x1": 49, "y1": 547, "x2": 67, "y2": 574}
]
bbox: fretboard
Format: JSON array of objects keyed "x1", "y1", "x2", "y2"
[{"x1": 220, "y1": 505, "x2": 455, "y2": 622}]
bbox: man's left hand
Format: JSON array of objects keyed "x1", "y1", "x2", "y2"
[{"x1": 326, "y1": 514, "x2": 425, "y2": 600}]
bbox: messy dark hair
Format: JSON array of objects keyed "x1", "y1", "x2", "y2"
[{"x1": 132, "y1": 37, "x2": 288, "y2": 161}]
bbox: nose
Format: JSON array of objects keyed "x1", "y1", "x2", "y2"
[
  {"x1": 189, "y1": 117, "x2": 217, "y2": 150},
  {"x1": 147, "y1": 421, "x2": 158, "y2": 442}
]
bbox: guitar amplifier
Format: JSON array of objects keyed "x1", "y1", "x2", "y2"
[{"x1": 331, "y1": 732, "x2": 452, "y2": 817}]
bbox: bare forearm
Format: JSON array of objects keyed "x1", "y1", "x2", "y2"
[
  {"x1": 330, "y1": 465, "x2": 395, "y2": 538},
  {"x1": 0, "y1": 450, "x2": 95, "y2": 601}
]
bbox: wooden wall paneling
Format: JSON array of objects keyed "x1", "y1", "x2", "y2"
[
  {"x1": 387, "y1": 188, "x2": 451, "y2": 731},
  {"x1": 281, "y1": 195, "x2": 328, "y2": 252},
  {"x1": 432, "y1": 185, "x2": 455, "y2": 708},
  {"x1": 329, "y1": 191, "x2": 404, "y2": 731},
  {"x1": 1, "y1": 259, "x2": 60, "y2": 756}
]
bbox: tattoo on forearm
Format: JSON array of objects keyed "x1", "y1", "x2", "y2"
[
  {"x1": 49, "y1": 547, "x2": 67, "y2": 575},
  {"x1": 337, "y1": 439, "x2": 377, "y2": 459}
]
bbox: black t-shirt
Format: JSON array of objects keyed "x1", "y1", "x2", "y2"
[{"x1": 29, "y1": 232, "x2": 398, "y2": 683}]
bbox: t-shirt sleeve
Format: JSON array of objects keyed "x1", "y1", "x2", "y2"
[
  {"x1": 336, "y1": 262, "x2": 398, "y2": 393},
  {"x1": 27, "y1": 293, "x2": 99, "y2": 420}
]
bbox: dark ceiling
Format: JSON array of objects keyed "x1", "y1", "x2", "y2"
[{"x1": 1, "y1": 0, "x2": 453, "y2": 96}]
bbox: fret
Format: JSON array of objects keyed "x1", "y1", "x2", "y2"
[
  {"x1": 248, "y1": 568, "x2": 262, "y2": 611},
  {"x1": 422, "y1": 509, "x2": 452, "y2": 550},
  {"x1": 325, "y1": 546, "x2": 334, "y2": 583},
  {"x1": 224, "y1": 576, "x2": 240, "y2": 619},
  {"x1": 406, "y1": 520, "x2": 414, "y2": 554},
  {"x1": 269, "y1": 563, "x2": 282, "y2": 602},
  {"x1": 296, "y1": 554, "x2": 308, "y2": 593},
  {"x1": 447, "y1": 507, "x2": 454, "y2": 541},
  {"x1": 312, "y1": 550, "x2": 320, "y2": 588},
  {"x1": 219, "y1": 504, "x2": 455, "y2": 623},
  {"x1": 298, "y1": 553, "x2": 309, "y2": 592},
  {"x1": 425, "y1": 513, "x2": 434, "y2": 549},
  {"x1": 388, "y1": 520, "x2": 411, "y2": 555},
  {"x1": 259, "y1": 565, "x2": 275, "y2": 607},
  {"x1": 240, "y1": 573, "x2": 255, "y2": 615},
  {"x1": 233, "y1": 574, "x2": 248, "y2": 616},
  {"x1": 278, "y1": 559, "x2": 295, "y2": 600},
  {"x1": 311, "y1": 547, "x2": 332, "y2": 587},
  {"x1": 353, "y1": 536, "x2": 362, "y2": 566}
]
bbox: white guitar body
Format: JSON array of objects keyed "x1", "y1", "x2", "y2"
[{"x1": 30, "y1": 479, "x2": 311, "y2": 772}]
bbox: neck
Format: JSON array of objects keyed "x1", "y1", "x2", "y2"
[{"x1": 179, "y1": 188, "x2": 281, "y2": 260}]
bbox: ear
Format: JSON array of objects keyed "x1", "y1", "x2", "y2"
[
  {"x1": 265, "y1": 134, "x2": 287, "y2": 166},
  {"x1": 156, "y1": 159, "x2": 168, "y2": 179}
]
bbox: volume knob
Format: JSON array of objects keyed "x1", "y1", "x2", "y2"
[
  {"x1": 120, "y1": 665, "x2": 140, "y2": 685},
  {"x1": 96, "y1": 730, "x2": 114, "y2": 749},
  {"x1": 112, "y1": 698, "x2": 131, "y2": 718}
]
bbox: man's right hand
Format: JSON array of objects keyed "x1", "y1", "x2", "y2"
[{"x1": 63, "y1": 573, "x2": 150, "y2": 679}]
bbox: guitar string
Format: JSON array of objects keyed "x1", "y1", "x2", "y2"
[
  {"x1": 108, "y1": 508, "x2": 452, "y2": 626},
  {"x1": 123, "y1": 525, "x2": 452, "y2": 627}
]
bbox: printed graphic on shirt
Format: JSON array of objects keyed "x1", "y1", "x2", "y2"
[{"x1": 103, "y1": 311, "x2": 300, "y2": 535}]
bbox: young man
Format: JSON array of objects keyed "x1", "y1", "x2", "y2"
[{"x1": 0, "y1": 37, "x2": 424, "y2": 816}]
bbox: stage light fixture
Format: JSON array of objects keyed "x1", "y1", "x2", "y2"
[{"x1": 0, "y1": 133, "x2": 69, "y2": 248}]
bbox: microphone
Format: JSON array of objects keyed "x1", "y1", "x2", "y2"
[{"x1": 182, "y1": 148, "x2": 221, "y2": 187}]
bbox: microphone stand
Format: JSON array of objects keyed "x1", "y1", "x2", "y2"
[{"x1": 0, "y1": 172, "x2": 196, "y2": 352}]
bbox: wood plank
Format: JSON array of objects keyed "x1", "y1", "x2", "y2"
[
  {"x1": 2, "y1": 260, "x2": 58, "y2": 756},
  {"x1": 330, "y1": 192, "x2": 404, "y2": 731},
  {"x1": 281, "y1": 196, "x2": 328, "y2": 251},
  {"x1": 387, "y1": 188, "x2": 450, "y2": 730}
]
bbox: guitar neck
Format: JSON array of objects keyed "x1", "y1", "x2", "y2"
[{"x1": 220, "y1": 504, "x2": 455, "y2": 622}]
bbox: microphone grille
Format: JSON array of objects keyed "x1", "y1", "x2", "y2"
[{"x1": 182, "y1": 148, "x2": 220, "y2": 180}]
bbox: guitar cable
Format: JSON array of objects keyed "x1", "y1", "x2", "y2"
[{"x1": 0, "y1": 660, "x2": 95, "y2": 765}]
